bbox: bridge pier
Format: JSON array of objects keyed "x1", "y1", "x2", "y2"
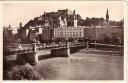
[
  {"x1": 51, "y1": 48, "x2": 70, "y2": 57},
  {"x1": 17, "y1": 54, "x2": 27, "y2": 65},
  {"x1": 16, "y1": 43, "x2": 39, "y2": 65},
  {"x1": 51, "y1": 43, "x2": 70, "y2": 57},
  {"x1": 30, "y1": 43, "x2": 38, "y2": 65},
  {"x1": 23, "y1": 43, "x2": 38, "y2": 65}
]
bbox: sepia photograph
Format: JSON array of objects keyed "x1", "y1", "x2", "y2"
[{"x1": 3, "y1": 1, "x2": 124, "y2": 80}]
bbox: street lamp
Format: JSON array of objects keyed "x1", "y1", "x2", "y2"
[
  {"x1": 85, "y1": 37, "x2": 89, "y2": 49},
  {"x1": 17, "y1": 39, "x2": 22, "y2": 52},
  {"x1": 52, "y1": 38, "x2": 54, "y2": 44},
  {"x1": 18, "y1": 39, "x2": 21, "y2": 44},
  {"x1": 33, "y1": 39, "x2": 37, "y2": 43}
]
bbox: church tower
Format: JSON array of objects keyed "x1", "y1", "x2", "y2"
[
  {"x1": 64, "y1": 17, "x2": 67, "y2": 27},
  {"x1": 73, "y1": 10, "x2": 77, "y2": 27},
  {"x1": 19, "y1": 22, "x2": 23, "y2": 28},
  {"x1": 106, "y1": 9, "x2": 109, "y2": 24},
  {"x1": 58, "y1": 16, "x2": 62, "y2": 27},
  {"x1": 44, "y1": 12, "x2": 49, "y2": 27}
]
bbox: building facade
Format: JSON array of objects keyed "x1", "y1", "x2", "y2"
[
  {"x1": 58, "y1": 16, "x2": 67, "y2": 28},
  {"x1": 28, "y1": 29, "x2": 37, "y2": 42},
  {"x1": 41, "y1": 28, "x2": 53, "y2": 42},
  {"x1": 84, "y1": 26, "x2": 123, "y2": 44},
  {"x1": 54, "y1": 27, "x2": 84, "y2": 41},
  {"x1": 18, "y1": 23, "x2": 29, "y2": 42},
  {"x1": 3, "y1": 26, "x2": 14, "y2": 43}
]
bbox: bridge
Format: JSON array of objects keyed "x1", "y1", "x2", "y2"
[
  {"x1": 4, "y1": 42, "x2": 123, "y2": 65},
  {"x1": 15, "y1": 42, "x2": 86, "y2": 53},
  {"x1": 15, "y1": 42, "x2": 88, "y2": 65}
]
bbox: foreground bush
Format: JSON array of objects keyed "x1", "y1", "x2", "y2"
[{"x1": 4, "y1": 64, "x2": 42, "y2": 80}]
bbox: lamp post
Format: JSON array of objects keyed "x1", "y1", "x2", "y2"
[
  {"x1": 17, "y1": 39, "x2": 22, "y2": 52},
  {"x1": 85, "y1": 37, "x2": 89, "y2": 49},
  {"x1": 51, "y1": 37, "x2": 55, "y2": 48},
  {"x1": 52, "y1": 37, "x2": 55, "y2": 44}
]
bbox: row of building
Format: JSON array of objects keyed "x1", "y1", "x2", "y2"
[
  {"x1": 17, "y1": 24, "x2": 123, "y2": 44},
  {"x1": 4, "y1": 24, "x2": 123, "y2": 44}
]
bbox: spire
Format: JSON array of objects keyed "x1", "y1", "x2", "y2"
[
  {"x1": 73, "y1": 10, "x2": 76, "y2": 20},
  {"x1": 8, "y1": 24, "x2": 11, "y2": 29},
  {"x1": 106, "y1": 9, "x2": 109, "y2": 23},
  {"x1": 19, "y1": 22, "x2": 22, "y2": 28},
  {"x1": 44, "y1": 12, "x2": 46, "y2": 19},
  {"x1": 73, "y1": 10, "x2": 76, "y2": 16}
]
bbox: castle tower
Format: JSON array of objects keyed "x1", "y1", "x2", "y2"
[
  {"x1": 64, "y1": 17, "x2": 67, "y2": 27},
  {"x1": 8, "y1": 24, "x2": 11, "y2": 29},
  {"x1": 73, "y1": 10, "x2": 77, "y2": 27},
  {"x1": 44, "y1": 12, "x2": 49, "y2": 27},
  {"x1": 106, "y1": 9, "x2": 109, "y2": 24},
  {"x1": 44, "y1": 12, "x2": 46, "y2": 19},
  {"x1": 58, "y1": 16, "x2": 62, "y2": 27},
  {"x1": 19, "y1": 22, "x2": 22, "y2": 28}
]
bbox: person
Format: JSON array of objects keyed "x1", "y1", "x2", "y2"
[
  {"x1": 17, "y1": 39, "x2": 23, "y2": 53},
  {"x1": 84, "y1": 38, "x2": 89, "y2": 49},
  {"x1": 18, "y1": 44, "x2": 22, "y2": 50},
  {"x1": 86, "y1": 40, "x2": 89, "y2": 49}
]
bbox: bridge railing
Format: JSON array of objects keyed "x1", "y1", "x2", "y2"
[
  {"x1": 15, "y1": 41, "x2": 123, "y2": 55},
  {"x1": 35, "y1": 42, "x2": 86, "y2": 51},
  {"x1": 16, "y1": 42, "x2": 86, "y2": 54}
]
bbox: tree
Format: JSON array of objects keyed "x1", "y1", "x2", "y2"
[
  {"x1": 113, "y1": 37, "x2": 121, "y2": 45},
  {"x1": 104, "y1": 34, "x2": 112, "y2": 44}
]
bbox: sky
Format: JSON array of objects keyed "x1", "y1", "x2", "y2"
[{"x1": 3, "y1": 1, "x2": 124, "y2": 29}]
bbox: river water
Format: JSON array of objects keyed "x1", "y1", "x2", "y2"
[{"x1": 33, "y1": 48, "x2": 123, "y2": 80}]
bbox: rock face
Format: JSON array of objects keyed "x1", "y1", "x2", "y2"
[{"x1": 25, "y1": 9, "x2": 81, "y2": 28}]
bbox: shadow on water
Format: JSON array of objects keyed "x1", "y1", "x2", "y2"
[
  {"x1": 38, "y1": 54, "x2": 54, "y2": 61},
  {"x1": 70, "y1": 46, "x2": 85, "y2": 54}
]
